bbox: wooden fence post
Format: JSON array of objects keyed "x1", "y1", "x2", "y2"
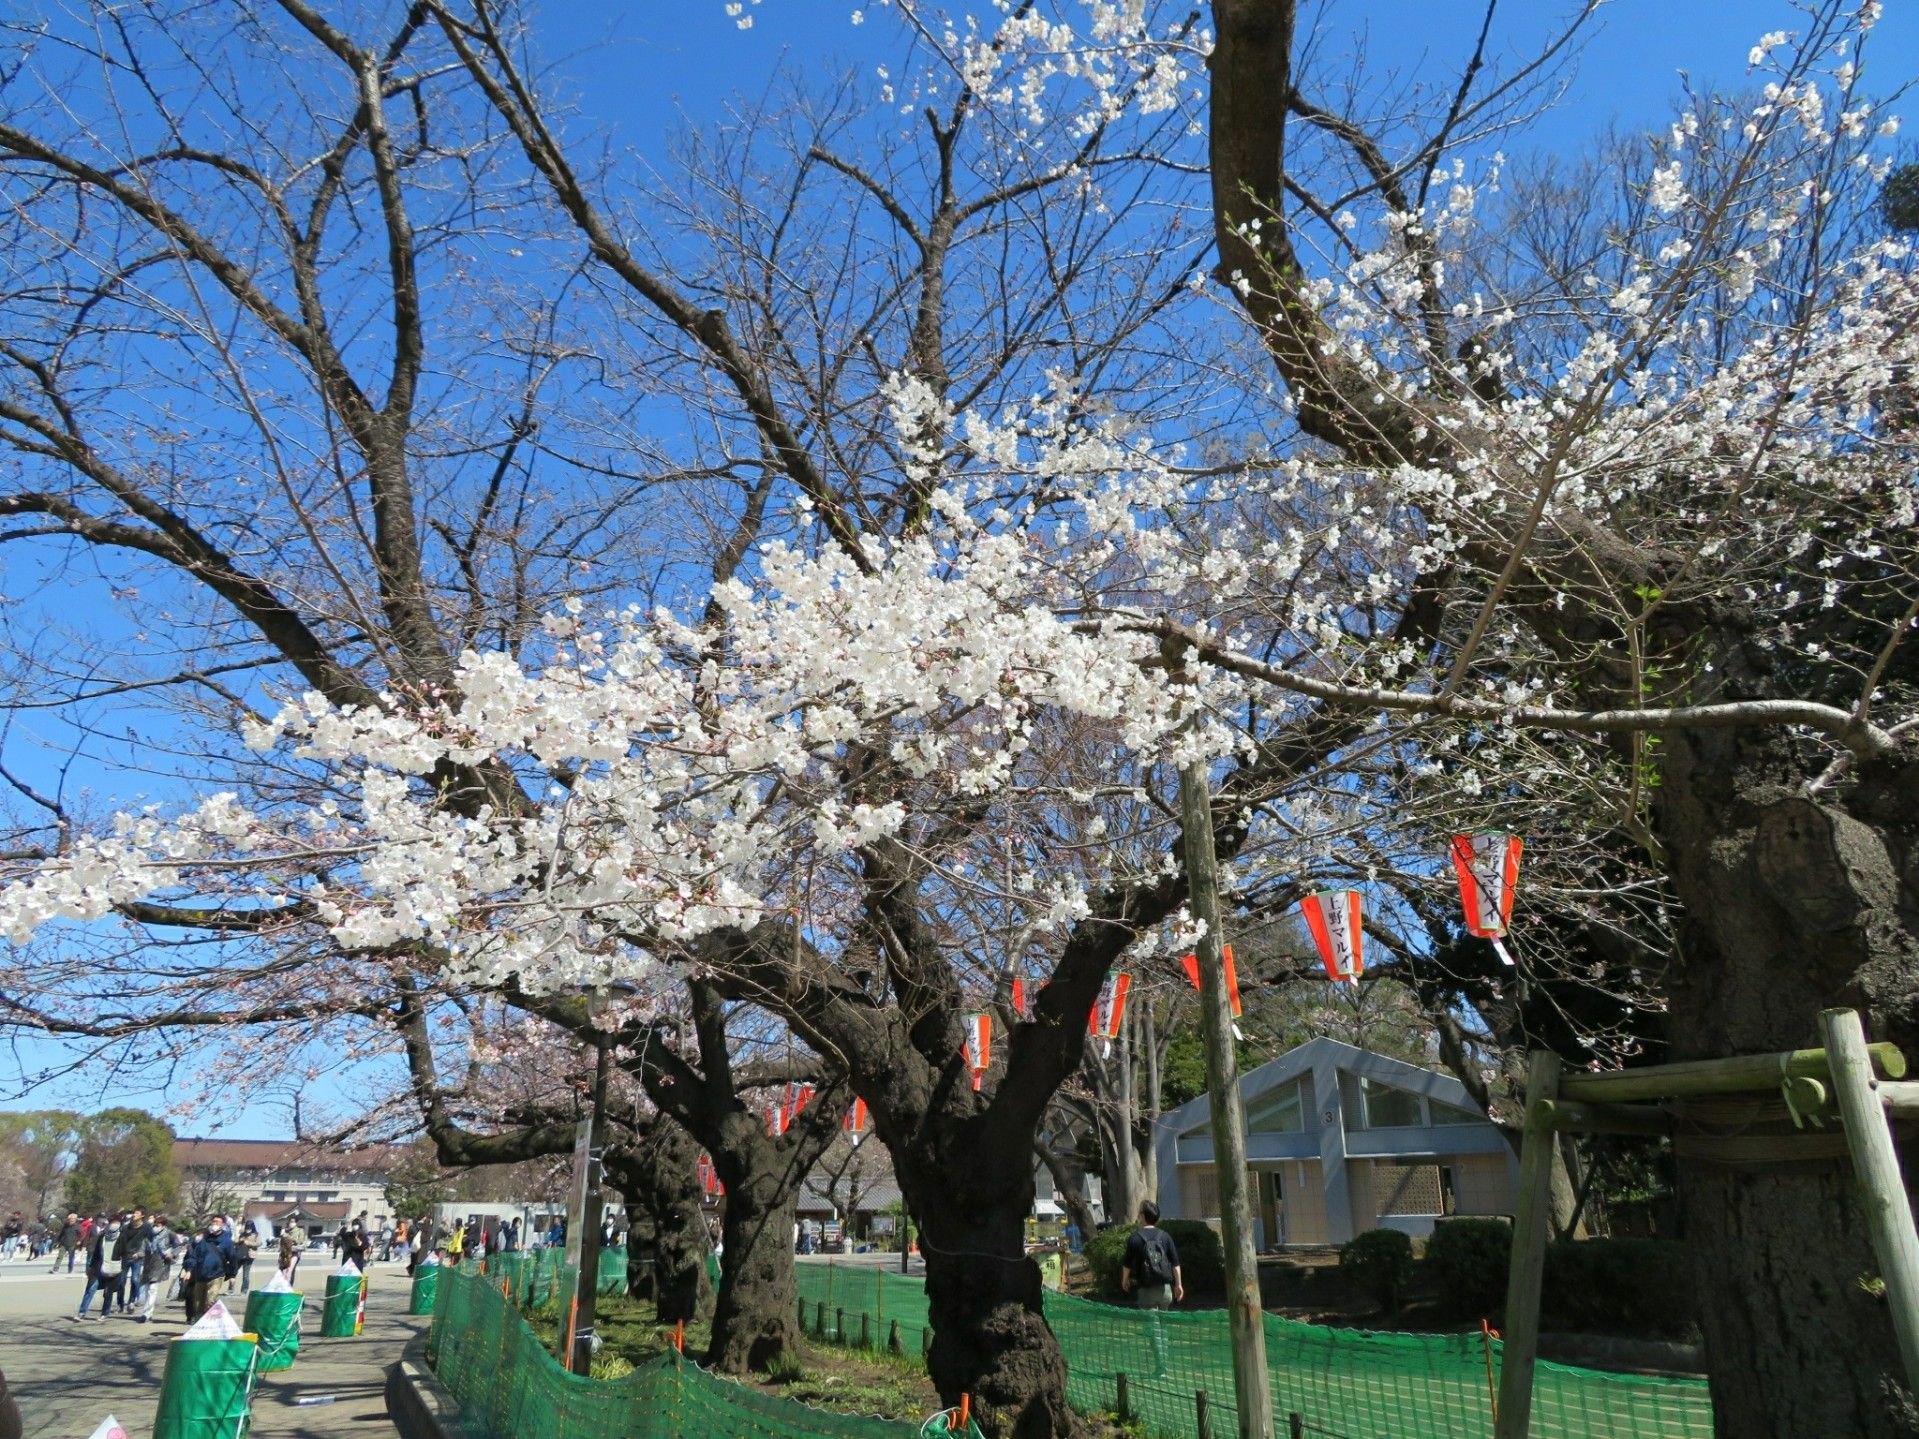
[
  {"x1": 1822, "y1": 1007, "x2": 1919, "y2": 1394},
  {"x1": 1195, "y1": 1388, "x2": 1210, "y2": 1438},
  {"x1": 1494, "y1": 1049, "x2": 1562, "y2": 1439},
  {"x1": 1116, "y1": 1372, "x2": 1130, "y2": 1422}
]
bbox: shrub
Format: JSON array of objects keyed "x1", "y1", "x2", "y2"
[
  {"x1": 1423, "y1": 1217, "x2": 1512, "y2": 1320},
  {"x1": 1543, "y1": 1239, "x2": 1697, "y2": 1339},
  {"x1": 1084, "y1": 1219, "x2": 1224, "y2": 1297},
  {"x1": 590, "y1": 1353, "x2": 636, "y2": 1381},
  {"x1": 1339, "y1": 1229, "x2": 1414, "y2": 1314}
]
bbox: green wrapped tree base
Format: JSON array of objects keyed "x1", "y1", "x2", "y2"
[
  {"x1": 320, "y1": 1273, "x2": 363, "y2": 1337},
  {"x1": 409, "y1": 1265, "x2": 441, "y2": 1315},
  {"x1": 242, "y1": 1289, "x2": 302, "y2": 1372},
  {"x1": 153, "y1": 1335, "x2": 258, "y2": 1439}
]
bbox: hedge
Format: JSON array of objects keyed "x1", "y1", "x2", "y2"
[{"x1": 1085, "y1": 1220, "x2": 1224, "y2": 1297}]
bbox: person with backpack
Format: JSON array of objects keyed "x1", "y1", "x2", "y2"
[
  {"x1": 182, "y1": 1216, "x2": 235, "y2": 1323},
  {"x1": 74, "y1": 1217, "x2": 123, "y2": 1321},
  {"x1": 1121, "y1": 1201, "x2": 1184, "y2": 1309},
  {"x1": 1121, "y1": 1201, "x2": 1183, "y2": 1375}
]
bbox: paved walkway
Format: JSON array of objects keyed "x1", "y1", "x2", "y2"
[{"x1": 0, "y1": 1261, "x2": 425, "y2": 1438}]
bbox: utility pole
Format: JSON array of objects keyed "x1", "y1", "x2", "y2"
[
  {"x1": 570, "y1": 1032, "x2": 611, "y2": 1375},
  {"x1": 1172, "y1": 646, "x2": 1273, "y2": 1439}
]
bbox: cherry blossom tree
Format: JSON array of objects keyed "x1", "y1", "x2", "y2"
[{"x1": 5, "y1": 2, "x2": 1915, "y2": 1435}]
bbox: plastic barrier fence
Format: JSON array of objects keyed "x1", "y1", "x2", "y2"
[
  {"x1": 791, "y1": 1261, "x2": 1715, "y2": 1439},
  {"x1": 427, "y1": 1262, "x2": 924, "y2": 1439}
]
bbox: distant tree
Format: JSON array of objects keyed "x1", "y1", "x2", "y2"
[
  {"x1": 383, "y1": 1148, "x2": 454, "y2": 1222},
  {"x1": 177, "y1": 1176, "x2": 246, "y2": 1224},
  {"x1": 1881, "y1": 163, "x2": 1919, "y2": 232},
  {"x1": 64, "y1": 1110, "x2": 180, "y2": 1215},
  {"x1": 0, "y1": 1111, "x2": 85, "y2": 1219}
]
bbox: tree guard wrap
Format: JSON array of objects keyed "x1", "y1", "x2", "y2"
[
  {"x1": 241, "y1": 1288, "x2": 302, "y2": 1372},
  {"x1": 152, "y1": 1335, "x2": 259, "y2": 1439}
]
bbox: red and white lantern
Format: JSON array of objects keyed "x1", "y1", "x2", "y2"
[
  {"x1": 1088, "y1": 973, "x2": 1131, "y2": 1058},
  {"x1": 697, "y1": 1153, "x2": 722, "y2": 1197},
  {"x1": 844, "y1": 1098, "x2": 869, "y2": 1146},
  {"x1": 964, "y1": 1012, "x2": 992, "y2": 1090},
  {"x1": 1450, "y1": 831, "x2": 1522, "y2": 965},
  {"x1": 1299, "y1": 890, "x2": 1365, "y2": 984},
  {"x1": 1010, "y1": 976, "x2": 1032, "y2": 1020},
  {"x1": 1180, "y1": 943, "x2": 1244, "y2": 1039}
]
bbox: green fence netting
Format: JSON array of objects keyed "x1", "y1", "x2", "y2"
[
  {"x1": 428, "y1": 1261, "x2": 922, "y2": 1439},
  {"x1": 791, "y1": 1260, "x2": 1714, "y2": 1439}
]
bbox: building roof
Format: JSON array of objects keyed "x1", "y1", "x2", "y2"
[
  {"x1": 245, "y1": 1200, "x2": 350, "y2": 1224},
  {"x1": 1159, "y1": 1036, "x2": 1494, "y2": 1135},
  {"x1": 174, "y1": 1137, "x2": 412, "y2": 1175}
]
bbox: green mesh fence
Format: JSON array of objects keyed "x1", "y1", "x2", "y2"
[
  {"x1": 428, "y1": 1261, "x2": 924, "y2": 1439},
  {"x1": 792, "y1": 1261, "x2": 1714, "y2": 1439}
]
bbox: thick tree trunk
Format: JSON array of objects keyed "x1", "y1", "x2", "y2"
[
  {"x1": 607, "y1": 1122, "x2": 714, "y2": 1324},
  {"x1": 1659, "y1": 724, "x2": 1919, "y2": 1437},
  {"x1": 899, "y1": 1137, "x2": 1077, "y2": 1439},
  {"x1": 707, "y1": 1164, "x2": 800, "y2": 1373}
]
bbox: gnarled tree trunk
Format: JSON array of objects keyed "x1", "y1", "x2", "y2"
[
  {"x1": 605, "y1": 1119, "x2": 713, "y2": 1323},
  {"x1": 899, "y1": 1136, "x2": 1075, "y2": 1439},
  {"x1": 1659, "y1": 724, "x2": 1919, "y2": 1437}
]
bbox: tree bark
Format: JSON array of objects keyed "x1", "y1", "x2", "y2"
[
  {"x1": 1658, "y1": 724, "x2": 1919, "y2": 1437},
  {"x1": 606, "y1": 1121, "x2": 713, "y2": 1324},
  {"x1": 908, "y1": 1158, "x2": 1075, "y2": 1439},
  {"x1": 708, "y1": 1152, "x2": 801, "y2": 1373}
]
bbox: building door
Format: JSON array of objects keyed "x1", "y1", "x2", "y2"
[{"x1": 1257, "y1": 1169, "x2": 1284, "y2": 1250}]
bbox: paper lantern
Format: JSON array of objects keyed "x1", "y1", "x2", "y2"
[
  {"x1": 964, "y1": 1013, "x2": 992, "y2": 1092},
  {"x1": 1087, "y1": 973, "x2": 1131, "y2": 1057},
  {"x1": 844, "y1": 1098, "x2": 869, "y2": 1146},
  {"x1": 1010, "y1": 976, "x2": 1031, "y2": 1020},
  {"x1": 1451, "y1": 831, "x2": 1521, "y2": 965},
  {"x1": 1299, "y1": 890, "x2": 1364, "y2": 984},
  {"x1": 1180, "y1": 943, "x2": 1244, "y2": 1039}
]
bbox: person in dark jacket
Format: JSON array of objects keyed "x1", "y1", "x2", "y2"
[
  {"x1": 182, "y1": 1216, "x2": 235, "y2": 1323},
  {"x1": 340, "y1": 1221, "x2": 371, "y2": 1271},
  {"x1": 49, "y1": 1213, "x2": 80, "y2": 1274},
  {"x1": 114, "y1": 1208, "x2": 149, "y2": 1314}
]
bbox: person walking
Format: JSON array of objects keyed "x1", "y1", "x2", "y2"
[
  {"x1": 234, "y1": 1223, "x2": 260, "y2": 1293},
  {"x1": 340, "y1": 1220, "x2": 370, "y2": 1271},
  {"x1": 50, "y1": 1213, "x2": 79, "y2": 1274},
  {"x1": 135, "y1": 1218, "x2": 177, "y2": 1323},
  {"x1": 182, "y1": 1216, "x2": 235, "y2": 1324},
  {"x1": 278, "y1": 1225, "x2": 302, "y2": 1286},
  {"x1": 1120, "y1": 1201, "x2": 1183, "y2": 1376},
  {"x1": 74, "y1": 1217, "x2": 123, "y2": 1321},
  {"x1": 115, "y1": 1209, "x2": 150, "y2": 1316}
]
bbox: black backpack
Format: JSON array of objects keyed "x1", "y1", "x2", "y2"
[{"x1": 1135, "y1": 1227, "x2": 1176, "y2": 1287}]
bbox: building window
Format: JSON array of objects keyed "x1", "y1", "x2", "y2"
[
  {"x1": 1360, "y1": 1079, "x2": 1424, "y2": 1129},
  {"x1": 1245, "y1": 1080, "x2": 1305, "y2": 1134},
  {"x1": 1430, "y1": 1099, "x2": 1483, "y2": 1125}
]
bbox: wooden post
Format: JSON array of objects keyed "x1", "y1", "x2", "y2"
[
  {"x1": 1494, "y1": 1049, "x2": 1562, "y2": 1439},
  {"x1": 888, "y1": 1318, "x2": 901, "y2": 1354},
  {"x1": 1116, "y1": 1372, "x2": 1131, "y2": 1422},
  {"x1": 1195, "y1": 1388, "x2": 1211, "y2": 1439},
  {"x1": 1821, "y1": 1007, "x2": 1919, "y2": 1394},
  {"x1": 860, "y1": 1310, "x2": 871, "y2": 1348},
  {"x1": 1287, "y1": 1416, "x2": 1304, "y2": 1439},
  {"x1": 815, "y1": 1300, "x2": 826, "y2": 1337},
  {"x1": 836, "y1": 1306, "x2": 845, "y2": 1344},
  {"x1": 1177, "y1": 709, "x2": 1274, "y2": 1439}
]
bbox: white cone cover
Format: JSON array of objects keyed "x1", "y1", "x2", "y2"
[
  {"x1": 260, "y1": 1270, "x2": 296, "y2": 1294},
  {"x1": 86, "y1": 1419, "x2": 129, "y2": 1439},
  {"x1": 335, "y1": 1260, "x2": 362, "y2": 1277},
  {"x1": 182, "y1": 1301, "x2": 243, "y2": 1340}
]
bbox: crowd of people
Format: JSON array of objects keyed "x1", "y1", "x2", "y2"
[{"x1": 6, "y1": 1204, "x2": 600, "y2": 1325}]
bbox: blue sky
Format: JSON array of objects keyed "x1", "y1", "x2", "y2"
[{"x1": 3, "y1": 0, "x2": 1910, "y2": 1139}]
